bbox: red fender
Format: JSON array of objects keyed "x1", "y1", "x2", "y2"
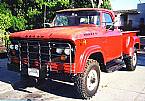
[
  {"x1": 75, "y1": 45, "x2": 106, "y2": 73},
  {"x1": 124, "y1": 35, "x2": 140, "y2": 56}
]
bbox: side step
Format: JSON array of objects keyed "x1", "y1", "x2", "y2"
[{"x1": 106, "y1": 59, "x2": 125, "y2": 73}]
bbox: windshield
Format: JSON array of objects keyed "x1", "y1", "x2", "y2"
[{"x1": 53, "y1": 10, "x2": 100, "y2": 27}]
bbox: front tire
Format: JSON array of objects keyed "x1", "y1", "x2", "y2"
[{"x1": 74, "y1": 59, "x2": 100, "y2": 99}]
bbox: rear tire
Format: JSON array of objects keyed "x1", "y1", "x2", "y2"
[
  {"x1": 124, "y1": 49, "x2": 137, "y2": 71},
  {"x1": 74, "y1": 59, "x2": 100, "y2": 99}
]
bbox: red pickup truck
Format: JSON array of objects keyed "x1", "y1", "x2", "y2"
[{"x1": 7, "y1": 8, "x2": 140, "y2": 99}]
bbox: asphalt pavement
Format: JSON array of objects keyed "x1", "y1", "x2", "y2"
[{"x1": 0, "y1": 54, "x2": 145, "y2": 101}]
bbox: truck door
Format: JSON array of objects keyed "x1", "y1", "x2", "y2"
[{"x1": 102, "y1": 13, "x2": 122, "y2": 61}]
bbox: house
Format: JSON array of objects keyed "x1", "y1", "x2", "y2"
[
  {"x1": 114, "y1": 3, "x2": 145, "y2": 49},
  {"x1": 114, "y1": 3, "x2": 145, "y2": 31}
]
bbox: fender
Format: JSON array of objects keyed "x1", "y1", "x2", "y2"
[
  {"x1": 125, "y1": 36, "x2": 140, "y2": 56},
  {"x1": 76, "y1": 45, "x2": 106, "y2": 73},
  {"x1": 132, "y1": 36, "x2": 140, "y2": 47}
]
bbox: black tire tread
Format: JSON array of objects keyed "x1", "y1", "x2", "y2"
[
  {"x1": 124, "y1": 51, "x2": 137, "y2": 71},
  {"x1": 75, "y1": 59, "x2": 100, "y2": 99}
]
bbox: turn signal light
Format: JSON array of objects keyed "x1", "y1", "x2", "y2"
[
  {"x1": 60, "y1": 55, "x2": 67, "y2": 61},
  {"x1": 22, "y1": 58, "x2": 28, "y2": 64}
]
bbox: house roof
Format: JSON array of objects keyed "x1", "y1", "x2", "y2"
[{"x1": 114, "y1": 9, "x2": 139, "y2": 14}]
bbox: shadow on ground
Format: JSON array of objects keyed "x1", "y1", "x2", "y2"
[
  {"x1": 0, "y1": 58, "x2": 20, "y2": 85},
  {"x1": 12, "y1": 78, "x2": 80, "y2": 99},
  {"x1": 37, "y1": 79, "x2": 80, "y2": 99},
  {"x1": 0, "y1": 58, "x2": 80, "y2": 99}
]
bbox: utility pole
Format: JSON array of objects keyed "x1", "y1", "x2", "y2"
[
  {"x1": 44, "y1": 3, "x2": 47, "y2": 28},
  {"x1": 44, "y1": 0, "x2": 50, "y2": 28},
  {"x1": 71, "y1": 0, "x2": 74, "y2": 8}
]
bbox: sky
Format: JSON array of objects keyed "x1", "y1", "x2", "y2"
[{"x1": 110, "y1": 0, "x2": 145, "y2": 10}]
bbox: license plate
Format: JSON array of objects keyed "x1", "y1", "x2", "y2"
[{"x1": 28, "y1": 68, "x2": 39, "y2": 77}]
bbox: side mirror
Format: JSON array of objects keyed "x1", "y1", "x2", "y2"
[
  {"x1": 106, "y1": 24, "x2": 115, "y2": 30},
  {"x1": 44, "y1": 19, "x2": 54, "y2": 28},
  {"x1": 107, "y1": 20, "x2": 118, "y2": 30},
  {"x1": 43, "y1": 23, "x2": 54, "y2": 28},
  {"x1": 48, "y1": 23, "x2": 54, "y2": 27}
]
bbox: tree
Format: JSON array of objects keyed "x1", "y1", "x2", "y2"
[
  {"x1": 100, "y1": 0, "x2": 112, "y2": 10},
  {"x1": 0, "y1": 0, "x2": 112, "y2": 32},
  {"x1": 3, "y1": 0, "x2": 43, "y2": 30},
  {"x1": 45, "y1": 0, "x2": 70, "y2": 22},
  {"x1": 0, "y1": 3, "x2": 12, "y2": 32},
  {"x1": 2, "y1": 0, "x2": 71, "y2": 29},
  {"x1": 71, "y1": 0, "x2": 99, "y2": 8},
  {"x1": 0, "y1": 2, "x2": 26, "y2": 32}
]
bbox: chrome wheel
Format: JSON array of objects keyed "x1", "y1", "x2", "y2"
[
  {"x1": 87, "y1": 69, "x2": 98, "y2": 91},
  {"x1": 132, "y1": 52, "x2": 137, "y2": 67},
  {"x1": 124, "y1": 48, "x2": 137, "y2": 71}
]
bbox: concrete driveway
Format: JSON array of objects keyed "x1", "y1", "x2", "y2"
[{"x1": 0, "y1": 54, "x2": 145, "y2": 101}]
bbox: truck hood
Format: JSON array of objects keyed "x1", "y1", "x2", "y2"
[{"x1": 10, "y1": 24, "x2": 101, "y2": 41}]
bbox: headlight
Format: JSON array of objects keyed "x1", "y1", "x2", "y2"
[
  {"x1": 56, "y1": 48, "x2": 63, "y2": 54},
  {"x1": 64, "y1": 48, "x2": 70, "y2": 55},
  {"x1": 9, "y1": 45, "x2": 14, "y2": 50},
  {"x1": 15, "y1": 45, "x2": 19, "y2": 50},
  {"x1": 9, "y1": 45, "x2": 19, "y2": 50}
]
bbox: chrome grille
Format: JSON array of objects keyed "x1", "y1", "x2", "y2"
[{"x1": 16, "y1": 40, "x2": 73, "y2": 73}]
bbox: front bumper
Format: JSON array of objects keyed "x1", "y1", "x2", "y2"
[
  {"x1": 7, "y1": 40, "x2": 75, "y2": 78},
  {"x1": 7, "y1": 62, "x2": 47, "y2": 79},
  {"x1": 7, "y1": 62, "x2": 75, "y2": 79}
]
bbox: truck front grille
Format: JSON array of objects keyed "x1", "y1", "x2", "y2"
[{"x1": 8, "y1": 40, "x2": 74, "y2": 73}]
